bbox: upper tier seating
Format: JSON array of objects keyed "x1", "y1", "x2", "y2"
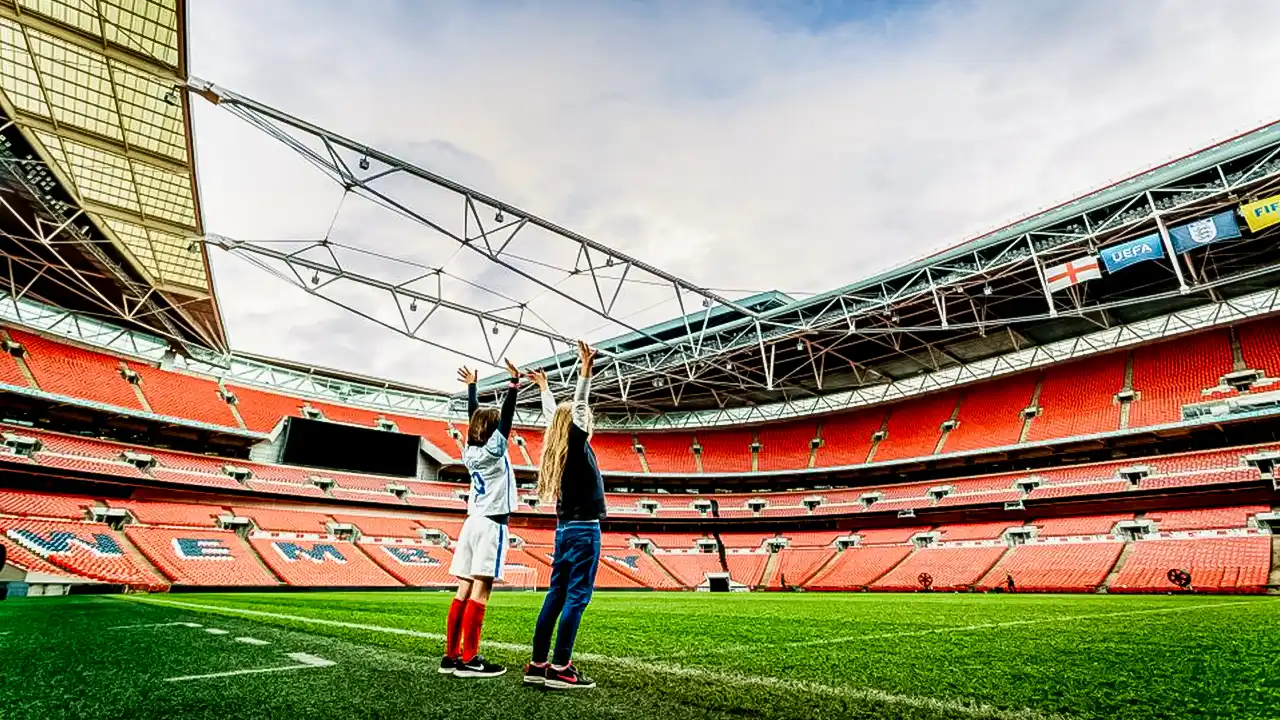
[
  {"x1": 976, "y1": 541, "x2": 1123, "y2": 592},
  {"x1": 1129, "y1": 332, "x2": 1233, "y2": 428},
  {"x1": 223, "y1": 384, "x2": 306, "y2": 433},
  {"x1": 1028, "y1": 353, "x2": 1125, "y2": 441},
  {"x1": 129, "y1": 364, "x2": 239, "y2": 428},
  {"x1": 936, "y1": 522, "x2": 1014, "y2": 541},
  {"x1": 944, "y1": 375, "x2": 1038, "y2": 453},
  {"x1": 248, "y1": 535, "x2": 403, "y2": 586},
  {"x1": 637, "y1": 433, "x2": 695, "y2": 473},
  {"x1": 872, "y1": 545, "x2": 1007, "y2": 591},
  {"x1": 0, "y1": 341, "x2": 27, "y2": 387},
  {"x1": 757, "y1": 421, "x2": 817, "y2": 471},
  {"x1": 874, "y1": 393, "x2": 958, "y2": 462},
  {"x1": 814, "y1": 408, "x2": 885, "y2": 467},
  {"x1": 696, "y1": 430, "x2": 754, "y2": 473},
  {"x1": 125, "y1": 527, "x2": 277, "y2": 585},
  {"x1": 6, "y1": 329, "x2": 142, "y2": 410},
  {"x1": 1108, "y1": 537, "x2": 1271, "y2": 593},
  {"x1": 1239, "y1": 316, "x2": 1280, "y2": 378}
]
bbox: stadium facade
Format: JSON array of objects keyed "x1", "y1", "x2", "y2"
[{"x1": 0, "y1": 0, "x2": 1278, "y2": 597}]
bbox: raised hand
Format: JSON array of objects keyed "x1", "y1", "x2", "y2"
[
  {"x1": 504, "y1": 358, "x2": 521, "y2": 379},
  {"x1": 457, "y1": 367, "x2": 478, "y2": 385},
  {"x1": 577, "y1": 340, "x2": 597, "y2": 377},
  {"x1": 527, "y1": 369, "x2": 549, "y2": 390}
]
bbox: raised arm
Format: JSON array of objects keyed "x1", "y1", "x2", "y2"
[
  {"x1": 498, "y1": 359, "x2": 520, "y2": 437},
  {"x1": 572, "y1": 341, "x2": 597, "y2": 431},
  {"x1": 458, "y1": 367, "x2": 479, "y2": 417},
  {"x1": 528, "y1": 369, "x2": 557, "y2": 426}
]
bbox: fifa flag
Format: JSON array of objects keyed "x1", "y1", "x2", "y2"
[
  {"x1": 1168, "y1": 210, "x2": 1240, "y2": 254},
  {"x1": 1044, "y1": 255, "x2": 1102, "y2": 293},
  {"x1": 1240, "y1": 193, "x2": 1280, "y2": 232},
  {"x1": 1100, "y1": 233, "x2": 1163, "y2": 273}
]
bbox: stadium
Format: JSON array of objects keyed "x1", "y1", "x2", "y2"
[{"x1": 1, "y1": 2, "x2": 1279, "y2": 719}]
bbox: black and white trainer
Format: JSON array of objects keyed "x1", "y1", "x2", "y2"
[
  {"x1": 545, "y1": 663, "x2": 596, "y2": 690},
  {"x1": 438, "y1": 657, "x2": 459, "y2": 675},
  {"x1": 522, "y1": 663, "x2": 548, "y2": 686},
  {"x1": 454, "y1": 655, "x2": 507, "y2": 679}
]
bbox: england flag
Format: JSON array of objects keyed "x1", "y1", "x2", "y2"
[{"x1": 1045, "y1": 255, "x2": 1102, "y2": 293}]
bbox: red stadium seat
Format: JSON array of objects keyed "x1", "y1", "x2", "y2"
[
  {"x1": 872, "y1": 545, "x2": 1006, "y2": 591},
  {"x1": 6, "y1": 329, "x2": 142, "y2": 410},
  {"x1": 977, "y1": 541, "x2": 1123, "y2": 592},
  {"x1": 1129, "y1": 331, "x2": 1233, "y2": 427},
  {"x1": 126, "y1": 526, "x2": 277, "y2": 585},
  {"x1": 944, "y1": 374, "x2": 1038, "y2": 453},
  {"x1": 1109, "y1": 537, "x2": 1270, "y2": 594},
  {"x1": 1028, "y1": 353, "x2": 1125, "y2": 441}
]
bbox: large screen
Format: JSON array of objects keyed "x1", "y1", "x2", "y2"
[{"x1": 278, "y1": 416, "x2": 420, "y2": 477}]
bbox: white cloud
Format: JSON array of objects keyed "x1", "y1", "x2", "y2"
[{"x1": 186, "y1": 0, "x2": 1280, "y2": 388}]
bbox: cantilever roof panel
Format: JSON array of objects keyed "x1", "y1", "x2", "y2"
[{"x1": 0, "y1": 0, "x2": 222, "y2": 350}]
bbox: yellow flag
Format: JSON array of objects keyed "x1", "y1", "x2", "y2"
[{"x1": 1239, "y1": 193, "x2": 1280, "y2": 232}]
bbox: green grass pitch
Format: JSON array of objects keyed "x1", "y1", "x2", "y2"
[{"x1": 0, "y1": 592, "x2": 1277, "y2": 719}]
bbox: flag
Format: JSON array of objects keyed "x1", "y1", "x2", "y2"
[
  {"x1": 1168, "y1": 210, "x2": 1241, "y2": 254},
  {"x1": 1044, "y1": 255, "x2": 1102, "y2": 293},
  {"x1": 1240, "y1": 193, "x2": 1280, "y2": 232},
  {"x1": 1100, "y1": 233, "x2": 1164, "y2": 273}
]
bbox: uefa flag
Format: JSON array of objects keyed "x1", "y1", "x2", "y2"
[
  {"x1": 1240, "y1": 193, "x2": 1280, "y2": 232},
  {"x1": 1044, "y1": 255, "x2": 1102, "y2": 293}
]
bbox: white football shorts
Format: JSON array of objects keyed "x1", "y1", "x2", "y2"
[{"x1": 449, "y1": 515, "x2": 509, "y2": 581}]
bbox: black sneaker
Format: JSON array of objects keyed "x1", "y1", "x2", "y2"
[
  {"x1": 439, "y1": 657, "x2": 459, "y2": 675},
  {"x1": 523, "y1": 663, "x2": 548, "y2": 686},
  {"x1": 545, "y1": 663, "x2": 596, "y2": 690},
  {"x1": 454, "y1": 655, "x2": 507, "y2": 678}
]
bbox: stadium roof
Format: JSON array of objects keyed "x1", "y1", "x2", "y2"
[{"x1": 0, "y1": 0, "x2": 224, "y2": 353}]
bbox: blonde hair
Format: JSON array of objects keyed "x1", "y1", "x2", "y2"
[{"x1": 537, "y1": 402, "x2": 580, "y2": 503}]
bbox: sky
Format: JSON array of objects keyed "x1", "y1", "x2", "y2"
[{"x1": 185, "y1": 0, "x2": 1280, "y2": 391}]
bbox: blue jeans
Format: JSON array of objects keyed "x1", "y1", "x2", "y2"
[{"x1": 532, "y1": 521, "x2": 600, "y2": 665}]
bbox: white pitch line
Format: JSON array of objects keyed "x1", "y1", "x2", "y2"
[
  {"x1": 651, "y1": 599, "x2": 1261, "y2": 660},
  {"x1": 781, "y1": 600, "x2": 1259, "y2": 650},
  {"x1": 107, "y1": 621, "x2": 202, "y2": 631},
  {"x1": 235, "y1": 637, "x2": 270, "y2": 646},
  {"x1": 204, "y1": 628, "x2": 230, "y2": 635},
  {"x1": 164, "y1": 652, "x2": 335, "y2": 683},
  {"x1": 130, "y1": 597, "x2": 1068, "y2": 720}
]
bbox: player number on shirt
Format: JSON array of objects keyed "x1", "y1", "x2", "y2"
[{"x1": 471, "y1": 471, "x2": 485, "y2": 496}]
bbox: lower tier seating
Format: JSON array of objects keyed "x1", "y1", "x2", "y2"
[
  {"x1": 125, "y1": 527, "x2": 278, "y2": 585},
  {"x1": 0, "y1": 517, "x2": 164, "y2": 587},
  {"x1": 247, "y1": 535, "x2": 403, "y2": 587},
  {"x1": 1108, "y1": 537, "x2": 1271, "y2": 594},
  {"x1": 872, "y1": 546, "x2": 1008, "y2": 591},
  {"x1": 976, "y1": 541, "x2": 1123, "y2": 592}
]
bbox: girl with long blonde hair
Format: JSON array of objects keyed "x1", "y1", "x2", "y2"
[{"x1": 522, "y1": 340, "x2": 605, "y2": 690}]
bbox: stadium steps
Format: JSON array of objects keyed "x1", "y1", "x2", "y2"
[
  {"x1": 866, "y1": 545, "x2": 918, "y2": 588},
  {"x1": 933, "y1": 396, "x2": 963, "y2": 455},
  {"x1": 795, "y1": 548, "x2": 841, "y2": 588},
  {"x1": 692, "y1": 435, "x2": 704, "y2": 473},
  {"x1": 109, "y1": 528, "x2": 170, "y2": 587},
  {"x1": 240, "y1": 533, "x2": 286, "y2": 584},
  {"x1": 220, "y1": 382, "x2": 250, "y2": 430},
  {"x1": 865, "y1": 415, "x2": 890, "y2": 463},
  {"x1": 649, "y1": 553, "x2": 694, "y2": 589},
  {"x1": 1019, "y1": 377, "x2": 1044, "y2": 443},
  {"x1": 976, "y1": 543, "x2": 1018, "y2": 588},
  {"x1": 808, "y1": 424, "x2": 820, "y2": 468},
  {"x1": 1228, "y1": 325, "x2": 1247, "y2": 372},
  {"x1": 0, "y1": 328, "x2": 38, "y2": 388},
  {"x1": 756, "y1": 551, "x2": 780, "y2": 589},
  {"x1": 634, "y1": 435, "x2": 650, "y2": 473},
  {"x1": 1098, "y1": 541, "x2": 1137, "y2": 593},
  {"x1": 511, "y1": 431, "x2": 534, "y2": 466},
  {"x1": 1118, "y1": 354, "x2": 1135, "y2": 430}
]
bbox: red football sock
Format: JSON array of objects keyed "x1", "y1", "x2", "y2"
[
  {"x1": 460, "y1": 599, "x2": 487, "y2": 662},
  {"x1": 444, "y1": 598, "x2": 466, "y2": 659}
]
